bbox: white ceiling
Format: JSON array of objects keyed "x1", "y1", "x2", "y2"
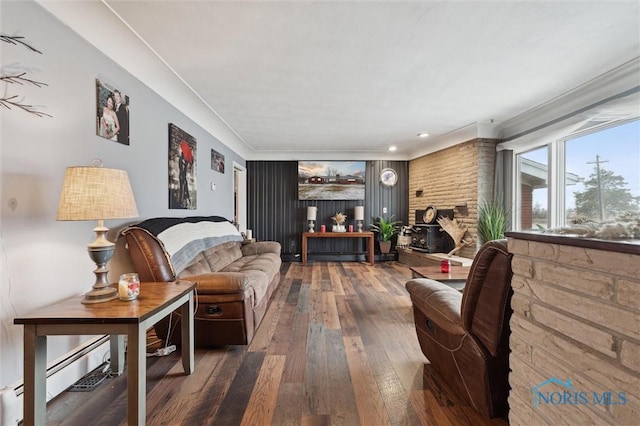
[{"x1": 96, "y1": 1, "x2": 640, "y2": 159}]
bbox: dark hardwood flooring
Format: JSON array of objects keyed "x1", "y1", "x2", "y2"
[{"x1": 45, "y1": 261, "x2": 508, "y2": 425}]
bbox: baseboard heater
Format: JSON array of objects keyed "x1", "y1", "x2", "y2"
[{"x1": 1, "y1": 335, "x2": 110, "y2": 424}]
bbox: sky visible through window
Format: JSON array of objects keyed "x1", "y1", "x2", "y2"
[
  {"x1": 525, "y1": 119, "x2": 639, "y2": 215},
  {"x1": 566, "y1": 119, "x2": 640, "y2": 210}
]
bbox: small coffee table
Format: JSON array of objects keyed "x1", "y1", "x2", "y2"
[{"x1": 410, "y1": 265, "x2": 471, "y2": 291}]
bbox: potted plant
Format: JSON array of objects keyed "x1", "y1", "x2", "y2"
[
  {"x1": 370, "y1": 216, "x2": 402, "y2": 253},
  {"x1": 477, "y1": 200, "x2": 508, "y2": 243}
]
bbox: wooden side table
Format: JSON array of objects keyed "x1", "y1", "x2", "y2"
[
  {"x1": 410, "y1": 265, "x2": 471, "y2": 291},
  {"x1": 14, "y1": 280, "x2": 196, "y2": 426}
]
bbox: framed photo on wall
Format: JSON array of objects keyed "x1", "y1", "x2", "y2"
[
  {"x1": 168, "y1": 123, "x2": 197, "y2": 209},
  {"x1": 298, "y1": 161, "x2": 366, "y2": 200},
  {"x1": 211, "y1": 149, "x2": 225, "y2": 174},
  {"x1": 95, "y1": 78, "x2": 130, "y2": 145}
]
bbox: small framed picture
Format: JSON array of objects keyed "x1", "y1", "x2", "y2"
[
  {"x1": 211, "y1": 149, "x2": 225, "y2": 174},
  {"x1": 95, "y1": 78, "x2": 130, "y2": 145}
]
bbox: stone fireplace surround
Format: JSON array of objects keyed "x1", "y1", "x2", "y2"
[{"x1": 506, "y1": 232, "x2": 639, "y2": 425}]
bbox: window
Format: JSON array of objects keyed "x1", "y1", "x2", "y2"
[
  {"x1": 565, "y1": 119, "x2": 640, "y2": 223},
  {"x1": 514, "y1": 118, "x2": 639, "y2": 230}
]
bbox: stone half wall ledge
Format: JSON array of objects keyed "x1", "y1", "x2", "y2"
[{"x1": 505, "y1": 231, "x2": 639, "y2": 425}]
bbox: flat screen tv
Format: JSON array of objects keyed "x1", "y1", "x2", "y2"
[{"x1": 298, "y1": 161, "x2": 366, "y2": 200}]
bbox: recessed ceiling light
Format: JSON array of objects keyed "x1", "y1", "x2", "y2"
[
  {"x1": 388, "y1": 146, "x2": 397, "y2": 152},
  {"x1": 417, "y1": 133, "x2": 429, "y2": 138}
]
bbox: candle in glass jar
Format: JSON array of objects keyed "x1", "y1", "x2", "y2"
[{"x1": 118, "y1": 273, "x2": 140, "y2": 301}]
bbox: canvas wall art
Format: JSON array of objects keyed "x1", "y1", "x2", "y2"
[
  {"x1": 211, "y1": 149, "x2": 225, "y2": 173},
  {"x1": 298, "y1": 161, "x2": 366, "y2": 200},
  {"x1": 95, "y1": 78, "x2": 130, "y2": 145},
  {"x1": 168, "y1": 123, "x2": 197, "y2": 209}
]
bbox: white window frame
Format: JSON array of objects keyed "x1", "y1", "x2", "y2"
[{"x1": 511, "y1": 117, "x2": 639, "y2": 231}]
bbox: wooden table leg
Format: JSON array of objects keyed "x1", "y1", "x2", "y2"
[
  {"x1": 23, "y1": 325, "x2": 46, "y2": 426},
  {"x1": 180, "y1": 293, "x2": 195, "y2": 374},
  {"x1": 127, "y1": 324, "x2": 146, "y2": 425},
  {"x1": 302, "y1": 234, "x2": 308, "y2": 265},
  {"x1": 368, "y1": 235, "x2": 375, "y2": 265}
]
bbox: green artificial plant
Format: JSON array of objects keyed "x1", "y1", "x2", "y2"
[
  {"x1": 370, "y1": 216, "x2": 402, "y2": 241},
  {"x1": 477, "y1": 200, "x2": 508, "y2": 242}
]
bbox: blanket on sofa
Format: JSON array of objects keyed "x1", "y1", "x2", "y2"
[{"x1": 124, "y1": 216, "x2": 243, "y2": 274}]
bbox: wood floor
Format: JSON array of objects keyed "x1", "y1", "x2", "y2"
[{"x1": 46, "y1": 261, "x2": 508, "y2": 425}]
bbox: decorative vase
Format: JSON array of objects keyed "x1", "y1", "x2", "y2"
[{"x1": 332, "y1": 224, "x2": 346, "y2": 232}]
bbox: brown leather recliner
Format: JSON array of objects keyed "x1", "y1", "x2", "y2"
[{"x1": 405, "y1": 239, "x2": 513, "y2": 418}]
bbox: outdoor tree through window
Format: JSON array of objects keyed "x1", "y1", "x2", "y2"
[{"x1": 565, "y1": 119, "x2": 640, "y2": 223}]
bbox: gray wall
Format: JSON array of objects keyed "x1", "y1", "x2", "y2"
[{"x1": 0, "y1": 1, "x2": 244, "y2": 387}]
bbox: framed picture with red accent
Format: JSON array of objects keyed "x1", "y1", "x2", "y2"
[{"x1": 168, "y1": 123, "x2": 197, "y2": 209}]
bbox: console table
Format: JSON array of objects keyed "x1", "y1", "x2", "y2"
[
  {"x1": 302, "y1": 231, "x2": 375, "y2": 265},
  {"x1": 14, "y1": 280, "x2": 195, "y2": 426}
]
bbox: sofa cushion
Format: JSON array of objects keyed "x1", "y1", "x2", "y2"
[
  {"x1": 222, "y1": 252, "x2": 281, "y2": 277},
  {"x1": 178, "y1": 242, "x2": 281, "y2": 304},
  {"x1": 221, "y1": 251, "x2": 281, "y2": 303},
  {"x1": 181, "y1": 270, "x2": 269, "y2": 301},
  {"x1": 178, "y1": 241, "x2": 244, "y2": 276}
]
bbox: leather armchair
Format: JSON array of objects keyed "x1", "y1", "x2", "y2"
[{"x1": 405, "y1": 239, "x2": 513, "y2": 418}]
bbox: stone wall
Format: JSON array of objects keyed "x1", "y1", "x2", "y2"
[
  {"x1": 409, "y1": 138, "x2": 498, "y2": 258},
  {"x1": 507, "y1": 233, "x2": 640, "y2": 425}
]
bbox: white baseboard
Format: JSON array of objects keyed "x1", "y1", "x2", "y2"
[{"x1": 3, "y1": 336, "x2": 110, "y2": 424}]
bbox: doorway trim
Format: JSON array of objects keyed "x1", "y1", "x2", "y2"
[{"x1": 233, "y1": 162, "x2": 247, "y2": 233}]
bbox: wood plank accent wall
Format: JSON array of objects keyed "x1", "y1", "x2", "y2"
[
  {"x1": 408, "y1": 138, "x2": 499, "y2": 258},
  {"x1": 247, "y1": 161, "x2": 408, "y2": 259}
]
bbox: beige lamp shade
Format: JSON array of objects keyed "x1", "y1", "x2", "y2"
[
  {"x1": 307, "y1": 206, "x2": 317, "y2": 221},
  {"x1": 56, "y1": 166, "x2": 139, "y2": 221},
  {"x1": 354, "y1": 206, "x2": 365, "y2": 221}
]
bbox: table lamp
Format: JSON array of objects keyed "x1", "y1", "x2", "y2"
[
  {"x1": 355, "y1": 206, "x2": 364, "y2": 232},
  {"x1": 56, "y1": 163, "x2": 139, "y2": 304},
  {"x1": 307, "y1": 206, "x2": 317, "y2": 233}
]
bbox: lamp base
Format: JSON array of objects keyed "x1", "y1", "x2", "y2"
[
  {"x1": 82, "y1": 287, "x2": 118, "y2": 304},
  {"x1": 83, "y1": 234, "x2": 117, "y2": 304}
]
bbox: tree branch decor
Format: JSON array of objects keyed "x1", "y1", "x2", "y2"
[
  {"x1": 0, "y1": 35, "x2": 43, "y2": 54},
  {"x1": 1, "y1": 34, "x2": 51, "y2": 117}
]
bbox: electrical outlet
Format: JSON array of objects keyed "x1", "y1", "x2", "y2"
[
  {"x1": 383, "y1": 207, "x2": 387, "y2": 214},
  {"x1": 155, "y1": 345, "x2": 176, "y2": 356}
]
